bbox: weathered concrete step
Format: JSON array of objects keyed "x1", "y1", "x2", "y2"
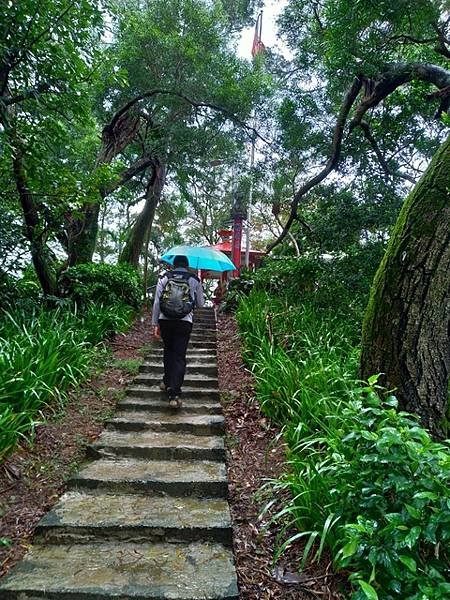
[
  {"x1": 140, "y1": 362, "x2": 218, "y2": 376},
  {"x1": 106, "y1": 411, "x2": 225, "y2": 436},
  {"x1": 190, "y1": 333, "x2": 216, "y2": 339},
  {"x1": 70, "y1": 458, "x2": 228, "y2": 497},
  {"x1": 134, "y1": 373, "x2": 219, "y2": 389},
  {"x1": 151, "y1": 342, "x2": 217, "y2": 350},
  {"x1": 146, "y1": 350, "x2": 217, "y2": 360},
  {"x1": 88, "y1": 430, "x2": 225, "y2": 461},
  {"x1": 36, "y1": 491, "x2": 233, "y2": 546},
  {"x1": 191, "y1": 340, "x2": 216, "y2": 349},
  {"x1": 0, "y1": 541, "x2": 238, "y2": 599},
  {"x1": 118, "y1": 397, "x2": 222, "y2": 415},
  {"x1": 127, "y1": 385, "x2": 220, "y2": 401}
]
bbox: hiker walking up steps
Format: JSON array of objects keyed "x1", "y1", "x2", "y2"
[{"x1": 152, "y1": 255, "x2": 205, "y2": 408}]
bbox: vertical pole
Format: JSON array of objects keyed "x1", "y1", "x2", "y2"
[
  {"x1": 245, "y1": 123, "x2": 255, "y2": 268},
  {"x1": 142, "y1": 226, "x2": 151, "y2": 305},
  {"x1": 232, "y1": 216, "x2": 243, "y2": 278}
]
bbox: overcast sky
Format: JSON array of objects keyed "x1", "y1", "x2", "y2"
[{"x1": 237, "y1": 0, "x2": 288, "y2": 59}]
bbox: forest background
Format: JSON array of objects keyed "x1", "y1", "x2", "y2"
[{"x1": 0, "y1": 0, "x2": 449, "y2": 598}]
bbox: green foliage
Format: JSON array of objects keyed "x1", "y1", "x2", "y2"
[
  {"x1": 0, "y1": 304, "x2": 132, "y2": 461},
  {"x1": 222, "y1": 270, "x2": 255, "y2": 312},
  {"x1": 0, "y1": 270, "x2": 42, "y2": 312},
  {"x1": 60, "y1": 263, "x2": 142, "y2": 310},
  {"x1": 237, "y1": 281, "x2": 450, "y2": 597},
  {"x1": 247, "y1": 245, "x2": 384, "y2": 327},
  {"x1": 336, "y1": 394, "x2": 450, "y2": 599}
]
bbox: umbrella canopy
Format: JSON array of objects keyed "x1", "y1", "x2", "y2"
[{"x1": 160, "y1": 245, "x2": 236, "y2": 272}]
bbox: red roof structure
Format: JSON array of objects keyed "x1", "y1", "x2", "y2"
[
  {"x1": 211, "y1": 229, "x2": 264, "y2": 267},
  {"x1": 199, "y1": 229, "x2": 264, "y2": 281}
]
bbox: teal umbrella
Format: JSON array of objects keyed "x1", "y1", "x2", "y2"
[{"x1": 160, "y1": 245, "x2": 236, "y2": 272}]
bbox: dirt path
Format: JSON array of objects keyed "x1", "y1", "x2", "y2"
[{"x1": 217, "y1": 313, "x2": 344, "y2": 600}]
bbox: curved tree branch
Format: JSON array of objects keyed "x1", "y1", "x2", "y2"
[
  {"x1": 349, "y1": 63, "x2": 450, "y2": 129},
  {"x1": 267, "y1": 62, "x2": 450, "y2": 253},
  {"x1": 266, "y1": 76, "x2": 363, "y2": 252},
  {"x1": 105, "y1": 88, "x2": 269, "y2": 145},
  {"x1": 100, "y1": 156, "x2": 154, "y2": 198}
]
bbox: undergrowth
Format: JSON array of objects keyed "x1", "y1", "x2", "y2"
[
  {"x1": 237, "y1": 286, "x2": 450, "y2": 600},
  {"x1": 0, "y1": 303, "x2": 133, "y2": 461}
]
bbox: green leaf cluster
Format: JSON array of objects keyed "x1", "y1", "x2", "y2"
[
  {"x1": 235, "y1": 260, "x2": 450, "y2": 597},
  {"x1": 60, "y1": 263, "x2": 142, "y2": 310},
  {"x1": 0, "y1": 303, "x2": 132, "y2": 461}
]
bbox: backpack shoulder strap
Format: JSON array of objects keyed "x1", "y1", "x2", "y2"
[{"x1": 171, "y1": 270, "x2": 199, "y2": 282}]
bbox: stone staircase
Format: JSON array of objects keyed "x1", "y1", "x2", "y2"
[{"x1": 0, "y1": 308, "x2": 238, "y2": 599}]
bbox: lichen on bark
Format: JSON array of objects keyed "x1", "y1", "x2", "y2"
[{"x1": 361, "y1": 134, "x2": 450, "y2": 437}]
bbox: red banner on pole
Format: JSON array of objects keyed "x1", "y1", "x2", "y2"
[{"x1": 251, "y1": 11, "x2": 265, "y2": 58}]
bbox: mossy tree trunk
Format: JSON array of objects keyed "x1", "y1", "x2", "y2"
[
  {"x1": 360, "y1": 134, "x2": 450, "y2": 437},
  {"x1": 66, "y1": 203, "x2": 101, "y2": 266},
  {"x1": 118, "y1": 160, "x2": 165, "y2": 267},
  {"x1": 13, "y1": 152, "x2": 59, "y2": 296}
]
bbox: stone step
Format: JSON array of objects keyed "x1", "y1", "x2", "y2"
[
  {"x1": 139, "y1": 362, "x2": 218, "y2": 376},
  {"x1": 0, "y1": 541, "x2": 238, "y2": 599},
  {"x1": 134, "y1": 373, "x2": 219, "y2": 390},
  {"x1": 117, "y1": 397, "x2": 223, "y2": 415},
  {"x1": 151, "y1": 341, "x2": 217, "y2": 350},
  {"x1": 127, "y1": 385, "x2": 220, "y2": 401},
  {"x1": 70, "y1": 458, "x2": 228, "y2": 497},
  {"x1": 146, "y1": 350, "x2": 217, "y2": 360},
  {"x1": 88, "y1": 430, "x2": 225, "y2": 461},
  {"x1": 36, "y1": 491, "x2": 233, "y2": 546},
  {"x1": 190, "y1": 332, "x2": 217, "y2": 339},
  {"x1": 106, "y1": 411, "x2": 225, "y2": 436},
  {"x1": 191, "y1": 341, "x2": 217, "y2": 349}
]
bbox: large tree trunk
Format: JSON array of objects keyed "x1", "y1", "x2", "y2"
[
  {"x1": 118, "y1": 161, "x2": 166, "y2": 267},
  {"x1": 13, "y1": 152, "x2": 58, "y2": 295},
  {"x1": 66, "y1": 203, "x2": 101, "y2": 266},
  {"x1": 65, "y1": 109, "x2": 145, "y2": 266},
  {"x1": 360, "y1": 134, "x2": 450, "y2": 437}
]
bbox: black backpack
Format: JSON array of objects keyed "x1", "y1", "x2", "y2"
[{"x1": 159, "y1": 271, "x2": 197, "y2": 319}]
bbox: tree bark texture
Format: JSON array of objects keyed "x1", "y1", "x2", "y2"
[
  {"x1": 360, "y1": 134, "x2": 450, "y2": 437},
  {"x1": 65, "y1": 109, "x2": 146, "y2": 266},
  {"x1": 66, "y1": 203, "x2": 101, "y2": 266},
  {"x1": 118, "y1": 161, "x2": 166, "y2": 267},
  {"x1": 12, "y1": 153, "x2": 58, "y2": 295}
]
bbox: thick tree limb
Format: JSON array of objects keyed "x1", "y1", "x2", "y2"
[
  {"x1": 268, "y1": 62, "x2": 450, "y2": 253},
  {"x1": 0, "y1": 83, "x2": 54, "y2": 106},
  {"x1": 100, "y1": 156, "x2": 154, "y2": 197},
  {"x1": 266, "y1": 76, "x2": 363, "y2": 252},
  {"x1": 106, "y1": 89, "x2": 268, "y2": 144},
  {"x1": 350, "y1": 63, "x2": 450, "y2": 129},
  {"x1": 97, "y1": 110, "x2": 142, "y2": 166}
]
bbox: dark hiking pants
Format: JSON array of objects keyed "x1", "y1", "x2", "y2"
[{"x1": 159, "y1": 319, "x2": 193, "y2": 396}]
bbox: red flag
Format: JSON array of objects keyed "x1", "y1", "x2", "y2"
[{"x1": 251, "y1": 12, "x2": 265, "y2": 58}]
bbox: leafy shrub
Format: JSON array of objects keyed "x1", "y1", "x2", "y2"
[
  {"x1": 0, "y1": 271, "x2": 18, "y2": 308},
  {"x1": 0, "y1": 270, "x2": 41, "y2": 312},
  {"x1": 60, "y1": 263, "x2": 142, "y2": 310},
  {"x1": 335, "y1": 393, "x2": 450, "y2": 599},
  {"x1": 248, "y1": 243, "x2": 384, "y2": 326},
  {"x1": 0, "y1": 304, "x2": 132, "y2": 461},
  {"x1": 222, "y1": 270, "x2": 255, "y2": 312},
  {"x1": 237, "y1": 289, "x2": 450, "y2": 599}
]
